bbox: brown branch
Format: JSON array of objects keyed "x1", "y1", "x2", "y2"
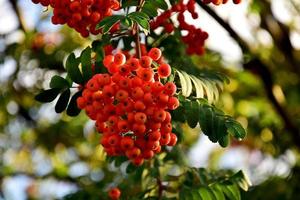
[
  {"x1": 196, "y1": 0, "x2": 300, "y2": 147},
  {"x1": 157, "y1": 177, "x2": 164, "y2": 200},
  {"x1": 8, "y1": 0, "x2": 26, "y2": 32},
  {"x1": 134, "y1": 0, "x2": 145, "y2": 59}
]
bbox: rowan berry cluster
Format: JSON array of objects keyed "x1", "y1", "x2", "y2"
[
  {"x1": 76, "y1": 48, "x2": 179, "y2": 166},
  {"x1": 202, "y1": 0, "x2": 242, "y2": 5},
  {"x1": 31, "y1": 0, "x2": 120, "y2": 37},
  {"x1": 150, "y1": 0, "x2": 208, "y2": 55}
]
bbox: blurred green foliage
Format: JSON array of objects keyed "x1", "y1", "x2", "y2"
[{"x1": 1, "y1": 0, "x2": 300, "y2": 199}]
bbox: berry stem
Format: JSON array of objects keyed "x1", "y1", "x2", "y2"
[{"x1": 135, "y1": 0, "x2": 145, "y2": 59}]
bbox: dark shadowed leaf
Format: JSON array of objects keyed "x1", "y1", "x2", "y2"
[
  {"x1": 50, "y1": 75, "x2": 70, "y2": 89},
  {"x1": 66, "y1": 91, "x2": 82, "y2": 116},
  {"x1": 66, "y1": 53, "x2": 83, "y2": 84},
  {"x1": 35, "y1": 88, "x2": 61, "y2": 103},
  {"x1": 80, "y1": 46, "x2": 93, "y2": 82},
  {"x1": 55, "y1": 89, "x2": 70, "y2": 113}
]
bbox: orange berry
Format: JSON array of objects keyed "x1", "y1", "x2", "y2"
[
  {"x1": 139, "y1": 56, "x2": 152, "y2": 68},
  {"x1": 114, "y1": 53, "x2": 126, "y2": 66},
  {"x1": 108, "y1": 188, "x2": 121, "y2": 200},
  {"x1": 148, "y1": 48, "x2": 162, "y2": 61},
  {"x1": 158, "y1": 63, "x2": 171, "y2": 78}
]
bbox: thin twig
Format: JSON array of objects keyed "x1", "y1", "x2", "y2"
[
  {"x1": 196, "y1": 0, "x2": 300, "y2": 147},
  {"x1": 134, "y1": 0, "x2": 145, "y2": 58},
  {"x1": 8, "y1": 0, "x2": 26, "y2": 32}
]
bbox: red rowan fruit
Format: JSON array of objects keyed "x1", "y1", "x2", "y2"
[
  {"x1": 168, "y1": 97, "x2": 180, "y2": 110},
  {"x1": 103, "y1": 55, "x2": 114, "y2": 68},
  {"x1": 168, "y1": 133, "x2": 178, "y2": 146},
  {"x1": 137, "y1": 68, "x2": 154, "y2": 82},
  {"x1": 154, "y1": 109, "x2": 167, "y2": 122},
  {"x1": 132, "y1": 156, "x2": 144, "y2": 166},
  {"x1": 134, "y1": 112, "x2": 147, "y2": 124},
  {"x1": 108, "y1": 188, "x2": 121, "y2": 200},
  {"x1": 77, "y1": 97, "x2": 86, "y2": 109},
  {"x1": 148, "y1": 48, "x2": 162, "y2": 61},
  {"x1": 114, "y1": 53, "x2": 126, "y2": 66},
  {"x1": 117, "y1": 120, "x2": 129, "y2": 132},
  {"x1": 160, "y1": 133, "x2": 171, "y2": 145},
  {"x1": 149, "y1": 130, "x2": 161, "y2": 141},
  {"x1": 158, "y1": 63, "x2": 171, "y2": 78},
  {"x1": 108, "y1": 134, "x2": 120, "y2": 146},
  {"x1": 164, "y1": 82, "x2": 177, "y2": 96},
  {"x1": 127, "y1": 57, "x2": 140, "y2": 71},
  {"x1": 140, "y1": 56, "x2": 152, "y2": 68},
  {"x1": 120, "y1": 137, "x2": 134, "y2": 150},
  {"x1": 126, "y1": 147, "x2": 141, "y2": 159},
  {"x1": 115, "y1": 89, "x2": 128, "y2": 102}
]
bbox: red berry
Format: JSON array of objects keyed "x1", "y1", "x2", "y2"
[
  {"x1": 137, "y1": 68, "x2": 154, "y2": 82},
  {"x1": 114, "y1": 53, "x2": 126, "y2": 66},
  {"x1": 140, "y1": 56, "x2": 152, "y2": 68},
  {"x1": 158, "y1": 63, "x2": 171, "y2": 78},
  {"x1": 132, "y1": 156, "x2": 144, "y2": 166},
  {"x1": 104, "y1": 55, "x2": 114, "y2": 68},
  {"x1": 134, "y1": 112, "x2": 147, "y2": 124},
  {"x1": 168, "y1": 97, "x2": 180, "y2": 110},
  {"x1": 142, "y1": 150, "x2": 154, "y2": 159},
  {"x1": 120, "y1": 137, "x2": 134, "y2": 150},
  {"x1": 108, "y1": 188, "x2": 121, "y2": 200},
  {"x1": 126, "y1": 147, "x2": 141, "y2": 159},
  {"x1": 148, "y1": 48, "x2": 162, "y2": 61},
  {"x1": 127, "y1": 58, "x2": 140, "y2": 71},
  {"x1": 168, "y1": 133, "x2": 178, "y2": 146}
]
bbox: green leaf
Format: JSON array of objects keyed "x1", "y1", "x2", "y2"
[
  {"x1": 222, "y1": 183, "x2": 241, "y2": 200},
  {"x1": 50, "y1": 75, "x2": 70, "y2": 89},
  {"x1": 80, "y1": 46, "x2": 93, "y2": 82},
  {"x1": 66, "y1": 53, "x2": 83, "y2": 84},
  {"x1": 121, "y1": 17, "x2": 134, "y2": 27},
  {"x1": 198, "y1": 187, "x2": 214, "y2": 200},
  {"x1": 190, "y1": 75, "x2": 204, "y2": 99},
  {"x1": 191, "y1": 189, "x2": 203, "y2": 200},
  {"x1": 128, "y1": 14, "x2": 150, "y2": 34},
  {"x1": 185, "y1": 101, "x2": 199, "y2": 128},
  {"x1": 190, "y1": 100, "x2": 247, "y2": 147},
  {"x1": 179, "y1": 188, "x2": 194, "y2": 200},
  {"x1": 199, "y1": 104, "x2": 215, "y2": 141},
  {"x1": 209, "y1": 184, "x2": 226, "y2": 200},
  {"x1": 55, "y1": 89, "x2": 70, "y2": 113},
  {"x1": 229, "y1": 171, "x2": 252, "y2": 191},
  {"x1": 176, "y1": 70, "x2": 193, "y2": 97},
  {"x1": 218, "y1": 135, "x2": 229, "y2": 147},
  {"x1": 171, "y1": 105, "x2": 186, "y2": 123},
  {"x1": 213, "y1": 115, "x2": 227, "y2": 144},
  {"x1": 126, "y1": 163, "x2": 136, "y2": 174},
  {"x1": 154, "y1": 0, "x2": 168, "y2": 10},
  {"x1": 175, "y1": 69, "x2": 225, "y2": 103},
  {"x1": 35, "y1": 88, "x2": 61, "y2": 103},
  {"x1": 225, "y1": 119, "x2": 246, "y2": 139},
  {"x1": 142, "y1": 2, "x2": 159, "y2": 17},
  {"x1": 128, "y1": 12, "x2": 150, "y2": 20},
  {"x1": 66, "y1": 91, "x2": 82, "y2": 116},
  {"x1": 113, "y1": 156, "x2": 128, "y2": 167},
  {"x1": 122, "y1": 0, "x2": 138, "y2": 8},
  {"x1": 97, "y1": 15, "x2": 123, "y2": 34}
]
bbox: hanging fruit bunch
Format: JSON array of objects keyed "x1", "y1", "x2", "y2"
[
  {"x1": 76, "y1": 47, "x2": 179, "y2": 166},
  {"x1": 31, "y1": 0, "x2": 121, "y2": 37},
  {"x1": 33, "y1": 0, "x2": 247, "y2": 199}
]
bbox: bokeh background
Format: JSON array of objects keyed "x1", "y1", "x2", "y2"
[{"x1": 1, "y1": 0, "x2": 300, "y2": 199}]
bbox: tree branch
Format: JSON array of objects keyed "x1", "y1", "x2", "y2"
[
  {"x1": 8, "y1": 0, "x2": 26, "y2": 32},
  {"x1": 196, "y1": 0, "x2": 300, "y2": 147},
  {"x1": 134, "y1": 0, "x2": 145, "y2": 58}
]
